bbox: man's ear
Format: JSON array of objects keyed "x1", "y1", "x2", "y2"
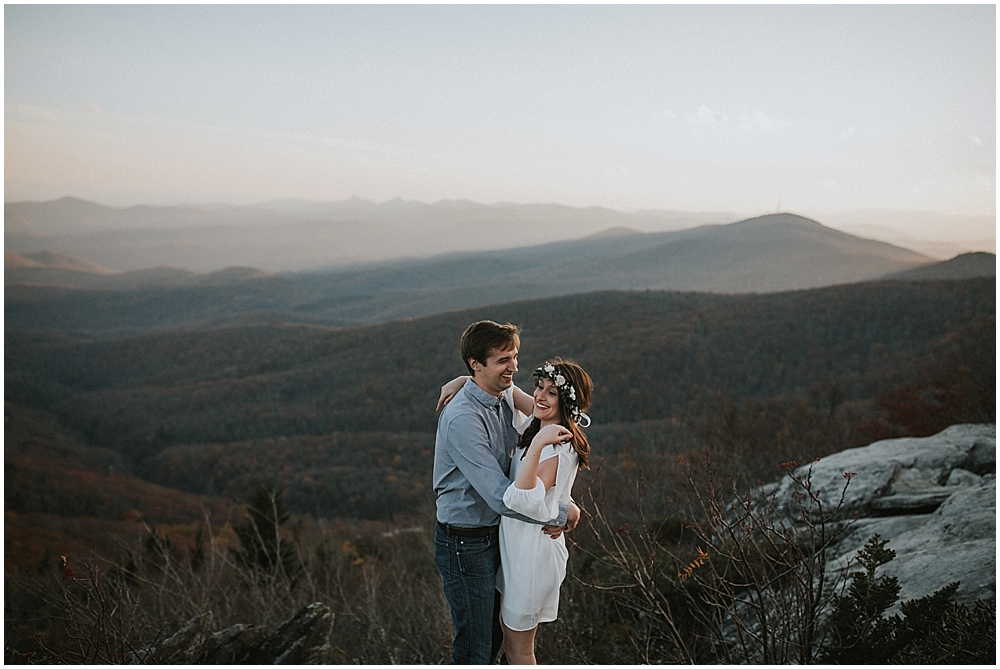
[{"x1": 468, "y1": 358, "x2": 481, "y2": 375}]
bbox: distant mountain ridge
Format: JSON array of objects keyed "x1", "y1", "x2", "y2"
[
  {"x1": 8, "y1": 212, "x2": 971, "y2": 335},
  {"x1": 4, "y1": 250, "x2": 119, "y2": 289},
  {"x1": 4, "y1": 196, "x2": 284, "y2": 236},
  {"x1": 4, "y1": 251, "x2": 280, "y2": 291},
  {"x1": 883, "y1": 252, "x2": 995, "y2": 281},
  {"x1": 822, "y1": 210, "x2": 996, "y2": 260},
  {"x1": 5, "y1": 196, "x2": 737, "y2": 272},
  {"x1": 284, "y1": 213, "x2": 933, "y2": 317}
]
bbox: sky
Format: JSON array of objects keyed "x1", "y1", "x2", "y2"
[{"x1": 4, "y1": 4, "x2": 996, "y2": 222}]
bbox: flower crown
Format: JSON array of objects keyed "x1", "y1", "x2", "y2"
[{"x1": 531, "y1": 362, "x2": 591, "y2": 427}]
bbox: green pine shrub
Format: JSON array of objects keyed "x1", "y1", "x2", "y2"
[{"x1": 820, "y1": 534, "x2": 995, "y2": 664}]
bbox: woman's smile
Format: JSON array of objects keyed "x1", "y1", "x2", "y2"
[{"x1": 532, "y1": 379, "x2": 561, "y2": 426}]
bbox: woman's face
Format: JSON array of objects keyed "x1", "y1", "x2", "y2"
[{"x1": 532, "y1": 378, "x2": 561, "y2": 425}]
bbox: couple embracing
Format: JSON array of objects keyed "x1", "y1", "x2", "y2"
[{"x1": 433, "y1": 320, "x2": 593, "y2": 664}]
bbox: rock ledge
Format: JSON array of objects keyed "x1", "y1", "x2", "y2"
[{"x1": 767, "y1": 424, "x2": 995, "y2": 607}]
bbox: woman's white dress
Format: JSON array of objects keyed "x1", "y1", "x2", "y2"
[{"x1": 497, "y1": 413, "x2": 580, "y2": 631}]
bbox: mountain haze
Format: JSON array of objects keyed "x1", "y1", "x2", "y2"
[
  {"x1": 4, "y1": 197, "x2": 737, "y2": 272},
  {"x1": 5, "y1": 250, "x2": 116, "y2": 275},
  {"x1": 883, "y1": 252, "x2": 995, "y2": 281},
  {"x1": 6, "y1": 213, "x2": 945, "y2": 334},
  {"x1": 281, "y1": 213, "x2": 933, "y2": 322},
  {"x1": 824, "y1": 210, "x2": 996, "y2": 260},
  {"x1": 4, "y1": 196, "x2": 284, "y2": 236}
]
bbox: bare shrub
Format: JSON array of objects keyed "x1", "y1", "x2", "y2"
[
  {"x1": 576, "y1": 452, "x2": 857, "y2": 663},
  {"x1": 6, "y1": 509, "x2": 452, "y2": 664}
]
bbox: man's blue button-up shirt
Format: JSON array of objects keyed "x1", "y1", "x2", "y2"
[{"x1": 433, "y1": 379, "x2": 568, "y2": 528}]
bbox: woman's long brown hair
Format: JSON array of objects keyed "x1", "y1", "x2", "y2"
[{"x1": 517, "y1": 358, "x2": 592, "y2": 469}]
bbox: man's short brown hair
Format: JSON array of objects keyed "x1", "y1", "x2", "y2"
[{"x1": 460, "y1": 320, "x2": 521, "y2": 375}]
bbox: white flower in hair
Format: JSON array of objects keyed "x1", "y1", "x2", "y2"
[{"x1": 531, "y1": 362, "x2": 591, "y2": 428}]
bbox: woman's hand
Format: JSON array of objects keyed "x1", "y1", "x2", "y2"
[
  {"x1": 436, "y1": 376, "x2": 470, "y2": 411},
  {"x1": 532, "y1": 423, "x2": 572, "y2": 448}
]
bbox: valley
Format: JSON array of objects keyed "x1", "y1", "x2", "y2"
[
  {"x1": 5, "y1": 276, "x2": 994, "y2": 568},
  {"x1": 4, "y1": 202, "x2": 994, "y2": 663}
]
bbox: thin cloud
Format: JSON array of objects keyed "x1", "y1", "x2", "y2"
[
  {"x1": 5, "y1": 103, "x2": 59, "y2": 121},
  {"x1": 688, "y1": 104, "x2": 788, "y2": 137},
  {"x1": 734, "y1": 107, "x2": 789, "y2": 135},
  {"x1": 691, "y1": 105, "x2": 726, "y2": 126}
]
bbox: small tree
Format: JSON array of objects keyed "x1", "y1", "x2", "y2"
[{"x1": 230, "y1": 485, "x2": 302, "y2": 585}]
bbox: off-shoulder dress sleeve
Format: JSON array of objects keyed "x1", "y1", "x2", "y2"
[{"x1": 502, "y1": 444, "x2": 561, "y2": 522}]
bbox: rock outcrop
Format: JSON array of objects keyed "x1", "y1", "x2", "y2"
[
  {"x1": 763, "y1": 423, "x2": 995, "y2": 608},
  {"x1": 133, "y1": 602, "x2": 334, "y2": 664}
]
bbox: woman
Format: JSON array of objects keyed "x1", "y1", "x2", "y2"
[
  {"x1": 439, "y1": 359, "x2": 593, "y2": 664},
  {"x1": 498, "y1": 359, "x2": 592, "y2": 664}
]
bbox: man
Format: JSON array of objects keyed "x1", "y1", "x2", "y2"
[{"x1": 433, "y1": 320, "x2": 581, "y2": 664}]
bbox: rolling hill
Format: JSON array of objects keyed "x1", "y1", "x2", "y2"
[
  {"x1": 7, "y1": 250, "x2": 115, "y2": 274},
  {"x1": 6, "y1": 279, "x2": 992, "y2": 450},
  {"x1": 6, "y1": 213, "x2": 947, "y2": 334},
  {"x1": 4, "y1": 196, "x2": 736, "y2": 272},
  {"x1": 5, "y1": 264, "x2": 993, "y2": 598},
  {"x1": 5, "y1": 277, "x2": 994, "y2": 523},
  {"x1": 883, "y1": 251, "x2": 995, "y2": 280},
  {"x1": 412, "y1": 212, "x2": 931, "y2": 294}
]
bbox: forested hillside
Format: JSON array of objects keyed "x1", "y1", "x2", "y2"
[
  {"x1": 4, "y1": 402, "x2": 236, "y2": 573},
  {"x1": 5, "y1": 276, "x2": 994, "y2": 663},
  {"x1": 6, "y1": 278, "x2": 993, "y2": 526}
]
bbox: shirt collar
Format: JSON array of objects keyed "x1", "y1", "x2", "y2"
[{"x1": 464, "y1": 378, "x2": 503, "y2": 409}]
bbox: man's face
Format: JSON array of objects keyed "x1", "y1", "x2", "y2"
[{"x1": 470, "y1": 345, "x2": 518, "y2": 396}]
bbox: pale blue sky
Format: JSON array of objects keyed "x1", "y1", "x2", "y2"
[{"x1": 4, "y1": 4, "x2": 995, "y2": 218}]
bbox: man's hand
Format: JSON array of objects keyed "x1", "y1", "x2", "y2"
[
  {"x1": 542, "y1": 524, "x2": 564, "y2": 539},
  {"x1": 565, "y1": 501, "x2": 581, "y2": 532},
  {"x1": 542, "y1": 502, "x2": 582, "y2": 540}
]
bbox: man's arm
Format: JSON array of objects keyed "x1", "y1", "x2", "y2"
[
  {"x1": 543, "y1": 501, "x2": 581, "y2": 539},
  {"x1": 443, "y1": 412, "x2": 568, "y2": 526}
]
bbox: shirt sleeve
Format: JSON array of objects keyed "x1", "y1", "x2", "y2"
[{"x1": 443, "y1": 411, "x2": 566, "y2": 525}]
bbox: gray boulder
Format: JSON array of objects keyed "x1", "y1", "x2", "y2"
[
  {"x1": 767, "y1": 424, "x2": 995, "y2": 609},
  {"x1": 136, "y1": 602, "x2": 334, "y2": 664},
  {"x1": 762, "y1": 423, "x2": 995, "y2": 516},
  {"x1": 200, "y1": 623, "x2": 269, "y2": 664},
  {"x1": 129, "y1": 611, "x2": 215, "y2": 664},
  {"x1": 246, "y1": 601, "x2": 335, "y2": 665}
]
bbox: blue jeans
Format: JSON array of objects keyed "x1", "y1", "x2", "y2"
[{"x1": 434, "y1": 524, "x2": 503, "y2": 664}]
